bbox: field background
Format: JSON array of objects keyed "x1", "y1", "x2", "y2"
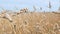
[{"x1": 0, "y1": 12, "x2": 60, "y2": 34}]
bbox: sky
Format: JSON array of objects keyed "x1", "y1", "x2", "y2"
[{"x1": 0, "y1": 0, "x2": 60, "y2": 12}]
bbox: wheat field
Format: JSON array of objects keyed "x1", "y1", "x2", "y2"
[{"x1": 0, "y1": 11, "x2": 60, "y2": 34}]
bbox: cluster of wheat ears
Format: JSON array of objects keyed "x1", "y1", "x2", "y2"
[{"x1": 0, "y1": 7, "x2": 60, "y2": 34}]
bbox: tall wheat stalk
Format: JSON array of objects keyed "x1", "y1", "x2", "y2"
[
  {"x1": 48, "y1": 1, "x2": 52, "y2": 12},
  {"x1": 33, "y1": 5, "x2": 37, "y2": 12}
]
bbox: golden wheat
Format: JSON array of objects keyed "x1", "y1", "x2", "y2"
[{"x1": 0, "y1": 12, "x2": 60, "y2": 34}]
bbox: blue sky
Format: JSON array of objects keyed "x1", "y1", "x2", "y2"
[{"x1": 0, "y1": 0, "x2": 59, "y2": 11}]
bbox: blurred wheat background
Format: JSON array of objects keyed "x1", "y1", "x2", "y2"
[
  {"x1": 0, "y1": 0, "x2": 60, "y2": 34},
  {"x1": 0, "y1": 9, "x2": 60, "y2": 34}
]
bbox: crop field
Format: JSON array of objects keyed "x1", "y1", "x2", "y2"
[{"x1": 0, "y1": 11, "x2": 60, "y2": 34}]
